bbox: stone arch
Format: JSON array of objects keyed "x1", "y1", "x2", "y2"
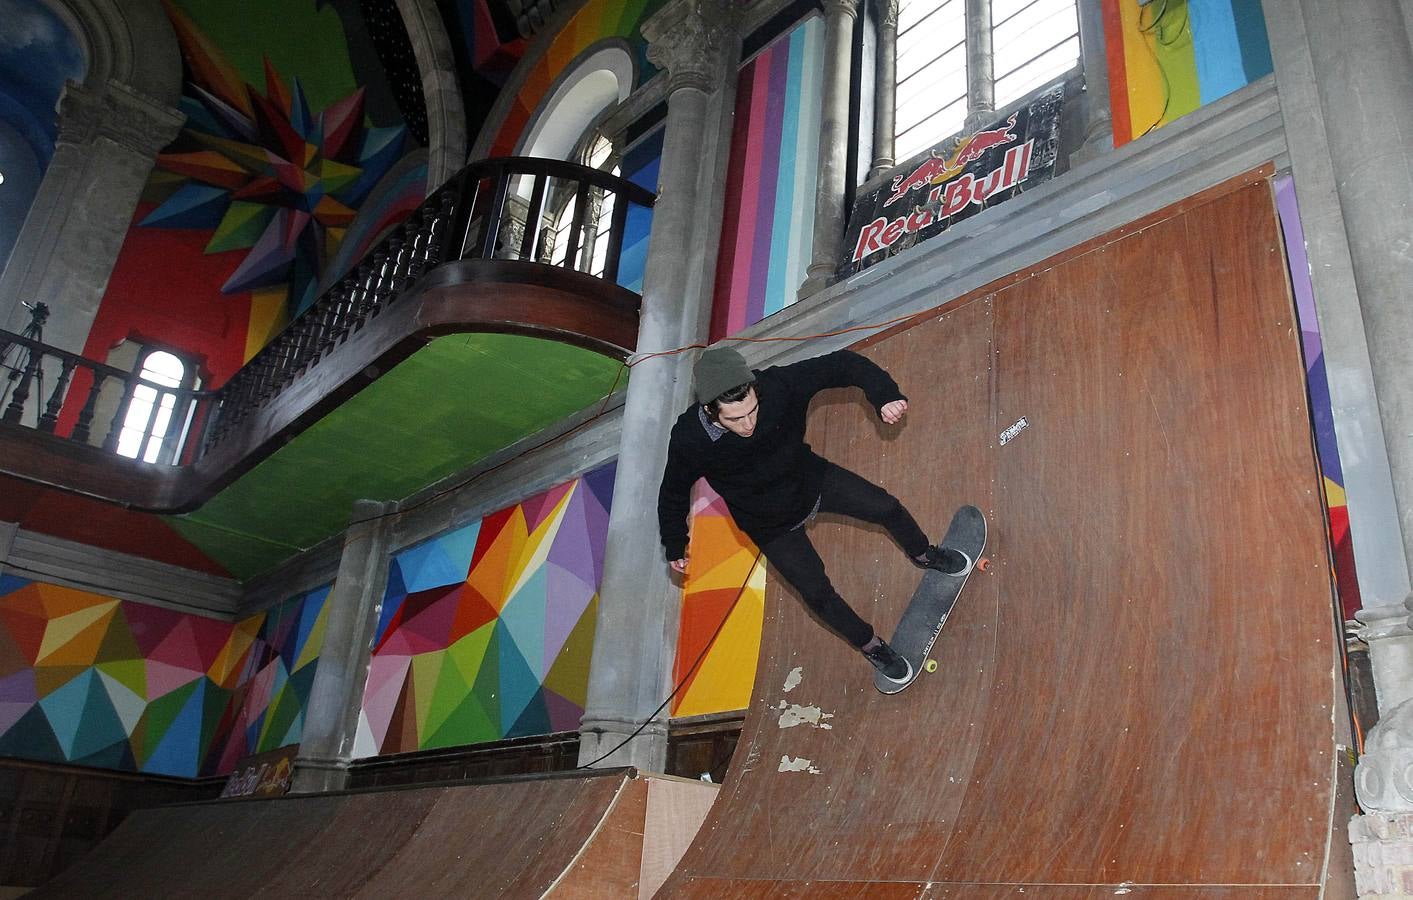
[
  {"x1": 40, "y1": 0, "x2": 182, "y2": 105},
  {"x1": 394, "y1": 0, "x2": 466, "y2": 192},
  {"x1": 516, "y1": 41, "x2": 636, "y2": 161}
]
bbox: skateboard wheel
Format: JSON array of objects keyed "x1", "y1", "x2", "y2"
[
  {"x1": 924, "y1": 659, "x2": 938, "y2": 673},
  {"x1": 977, "y1": 557, "x2": 990, "y2": 572}
]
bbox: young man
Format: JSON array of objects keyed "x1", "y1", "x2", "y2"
[{"x1": 657, "y1": 346, "x2": 971, "y2": 685}]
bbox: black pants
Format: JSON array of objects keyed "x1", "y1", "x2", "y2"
[{"x1": 760, "y1": 463, "x2": 930, "y2": 649}]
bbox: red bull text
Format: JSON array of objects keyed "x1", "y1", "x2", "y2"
[{"x1": 852, "y1": 139, "x2": 1034, "y2": 263}]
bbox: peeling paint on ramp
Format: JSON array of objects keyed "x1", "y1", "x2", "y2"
[
  {"x1": 782, "y1": 667, "x2": 803, "y2": 692},
  {"x1": 776, "y1": 701, "x2": 834, "y2": 730},
  {"x1": 777, "y1": 756, "x2": 821, "y2": 775}
]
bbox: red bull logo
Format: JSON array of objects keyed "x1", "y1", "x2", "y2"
[
  {"x1": 882, "y1": 112, "x2": 1020, "y2": 208},
  {"x1": 853, "y1": 139, "x2": 1034, "y2": 263}
]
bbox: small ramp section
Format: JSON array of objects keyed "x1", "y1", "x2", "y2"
[
  {"x1": 32, "y1": 768, "x2": 715, "y2": 899},
  {"x1": 660, "y1": 174, "x2": 1340, "y2": 897}
]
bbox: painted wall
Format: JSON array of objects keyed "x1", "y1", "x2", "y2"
[
  {"x1": 1103, "y1": 0, "x2": 1273, "y2": 147},
  {"x1": 355, "y1": 463, "x2": 614, "y2": 755},
  {"x1": 81, "y1": 0, "x2": 427, "y2": 390},
  {"x1": 710, "y1": 15, "x2": 824, "y2": 340},
  {"x1": 0, "y1": 575, "x2": 328, "y2": 778},
  {"x1": 672, "y1": 483, "x2": 765, "y2": 717},
  {"x1": 617, "y1": 125, "x2": 664, "y2": 293},
  {"x1": 1274, "y1": 176, "x2": 1359, "y2": 620},
  {"x1": 0, "y1": 0, "x2": 85, "y2": 276},
  {"x1": 486, "y1": 0, "x2": 666, "y2": 156}
]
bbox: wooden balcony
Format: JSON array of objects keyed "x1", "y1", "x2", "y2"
[{"x1": 0, "y1": 158, "x2": 653, "y2": 513}]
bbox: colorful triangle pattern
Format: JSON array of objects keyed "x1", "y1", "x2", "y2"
[
  {"x1": 0, "y1": 577, "x2": 330, "y2": 779},
  {"x1": 358, "y1": 463, "x2": 615, "y2": 756}
]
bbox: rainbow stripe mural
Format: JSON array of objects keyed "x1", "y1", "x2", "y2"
[
  {"x1": 0, "y1": 575, "x2": 328, "y2": 777},
  {"x1": 1103, "y1": 0, "x2": 1273, "y2": 147},
  {"x1": 1273, "y1": 176, "x2": 1360, "y2": 620},
  {"x1": 711, "y1": 16, "x2": 824, "y2": 340},
  {"x1": 672, "y1": 483, "x2": 765, "y2": 717},
  {"x1": 487, "y1": 0, "x2": 666, "y2": 156},
  {"x1": 355, "y1": 464, "x2": 614, "y2": 756}
]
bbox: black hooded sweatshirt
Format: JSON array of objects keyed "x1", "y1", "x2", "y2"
[{"x1": 657, "y1": 350, "x2": 906, "y2": 561}]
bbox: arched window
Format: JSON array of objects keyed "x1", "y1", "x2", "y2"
[
  {"x1": 547, "y1": 132, "x2": 620, "y2": 277},
  {"x1": 896, "y1": 0, "x2": 1079, "y2": 162},
  {"x1": 115, "y1": 349, "x2": 193, "y2": 464}
]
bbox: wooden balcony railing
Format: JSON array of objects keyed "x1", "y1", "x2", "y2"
[{"x1": 0, "y1": 157, "x2": 653, "y2": 510}]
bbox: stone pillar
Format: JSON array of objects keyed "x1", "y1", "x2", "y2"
[
  {"x1": 290, "y1": 500, "x2": 395, "y2": 793},
  {"x1": 868, "y1": 0, "x2": 899, "y2": 178},
  {"x1": 0, "y1": 79, "x2": 183, "y2": 356},
  {"x1": 1073, "y1": 0, "x2": 1113, "y2": 162},
  {"x1": 800, "y1": 0, "x2": 861, "y2": 298},
  {"x1": 0, "y1": 521, "x2": 17, "y2": 574},
  {"x1": 579, "y1": 0, "x2": 739, "y2": 771},
  {"x1": 962, "y1": 0, "x2": 995, "y2": 131}
]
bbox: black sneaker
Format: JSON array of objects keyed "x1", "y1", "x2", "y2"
[
  {"x1": 863, "y1": 640, "x2": 912, "y2": 685},
  {"x1": 912, "y1": 545, "x2": 972, "y2": 576}
]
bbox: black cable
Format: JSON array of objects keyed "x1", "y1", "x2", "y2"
[{"x1": 577, "y1": 551, "x2": 763, "y2": 770}]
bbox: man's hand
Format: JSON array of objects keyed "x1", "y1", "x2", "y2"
[
  {"x1": 880, "y1": 399, "x2": 908, "y2": 424},
  {"x1": 670, "y1": 558, "x2": 689, "y2": 575}
]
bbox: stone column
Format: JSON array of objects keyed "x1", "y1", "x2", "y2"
[
  {"x1": 0, "y1": 521, "x2": 17, "y2": 574},
  {"x1": 800, "y1": 0, "x2": 861, "y2": 298},
  {"x1": 962, "y1": 0, "x2": 995, "y2": 131},
  {"x1": 290, "y1": 500, "x2": 395, "y2": 793},
  {"x1": 1073, "y1": 0, "x2": 1113, "y2": 162},
  {"x1": 578, "y1": 0, "x2": 739, "y2": 772},
  {"x1": 0, "y1": 79, "x2": 183, "y2": 357},
  {"x1": 868, "y1": 0, "x2": 899, "y2": 178}
]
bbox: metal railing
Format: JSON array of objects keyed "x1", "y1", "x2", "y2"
[
  {"x1": 0, "y1": 327, "x2": 215, "y2": 465},
  {"x1": 1, "y1": 157, "x2": 654, "y2": 469}
]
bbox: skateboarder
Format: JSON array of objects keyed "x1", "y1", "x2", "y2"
[{"x1": 657, "y1": 346, "x2": 972, "y2": 685}]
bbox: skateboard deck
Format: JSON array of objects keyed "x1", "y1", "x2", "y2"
[{"x1": 875, "y1": 504, "x2": 987, "y2": 695}]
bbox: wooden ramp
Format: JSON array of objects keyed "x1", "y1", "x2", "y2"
[
  {"x1": 31, "y1": 768, "x2": 715, "y2": 899},
  {"x1": 659, "y1": 172, "x2": 1344, "y2": 897}
]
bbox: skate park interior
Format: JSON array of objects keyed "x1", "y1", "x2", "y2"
[{"x1": 0, "y1": 0, "x2": 1407, "y2": 896}]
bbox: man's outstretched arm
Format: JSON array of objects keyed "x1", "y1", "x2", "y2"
[{"x1": 778, "y1": 349, "x2": 907, "y2": 418}]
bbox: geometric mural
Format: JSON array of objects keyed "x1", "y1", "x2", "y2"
[
  {"x1": 143, "y1": 3, "x2": 411, "y2": 318},
  {"x1": 711, "y1": 15, "x2": 825, "y2": 340},
  {"x1": 1103, "y1": 0, "x2": 1273, "y2": 147},
  {"x1": 671, "y1": 482, "x2": 765, "y2": 718},
  {"x1": 1273, "y1": 176, "x2": 1361, "y2": 620},
  {"x1": 0, "y1": 575, "x2": 326, "y2": 778},
  {"x1": 354, "y1": 463, "x2": 615, "y2": 757},
  {"x1": 207, "y1": 585, "x2": 330, "y2": 773}
]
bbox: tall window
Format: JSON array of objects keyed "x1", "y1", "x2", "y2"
[
  {"x1": 115, "y1": 349, "x2": 191, "y2": 464},
  {"x1": 895, "y1": 0, "x2": 1079, "y2": 162}
]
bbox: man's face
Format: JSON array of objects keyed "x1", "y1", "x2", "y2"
[{"x1": 714, "y1": 388, "x2": 759, "y2": 438}]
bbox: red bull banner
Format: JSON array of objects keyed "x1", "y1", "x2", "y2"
[{"x1": 840, "y1": 85, "x2": 1064, "y2": 276}]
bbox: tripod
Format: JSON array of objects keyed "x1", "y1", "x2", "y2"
[{"x1": 1, "y1": 301, "x2": 51, "y2": 425}]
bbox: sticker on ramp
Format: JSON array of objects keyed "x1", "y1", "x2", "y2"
[{"x1": 999, "y1": 416, "x2": 1029, "y2": 446}]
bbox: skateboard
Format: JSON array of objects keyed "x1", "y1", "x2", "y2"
[{"x1": 875, "y1": 504, "x2": 988, "y2": 695}]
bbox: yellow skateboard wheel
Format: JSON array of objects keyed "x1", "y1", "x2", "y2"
[{"x1": 924, "y1": 659, "x2": 938, "y2": 673}]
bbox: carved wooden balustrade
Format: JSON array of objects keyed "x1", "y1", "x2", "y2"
[{"x1": 0, "y1": 157, "x2": 654, "y2": 510}]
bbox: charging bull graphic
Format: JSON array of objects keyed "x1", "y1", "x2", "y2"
[
  {"x1": 841, "y1": 85, "x2": 1065, "y2": 276},
  {"x1": 883, "y1": 113, "x2": 1020, "y2": 208}
]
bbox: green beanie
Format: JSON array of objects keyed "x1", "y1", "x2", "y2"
[{"x1": 694, "y1": 347, "x2": 754, "y2": 404}]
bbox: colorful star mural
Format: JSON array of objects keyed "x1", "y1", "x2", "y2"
[
  {"x1": 356, "y1": 464, "x2": 614, "y2": 756},
  {"x1": 141, "y1": 1, "x2": 410, "y2": 315}
]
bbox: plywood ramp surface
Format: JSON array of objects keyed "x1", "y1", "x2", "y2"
[
  {"x1": 31, "y1": 769, "x2": 715, "y2": 899},
  {"x1": 658, "y1": 175, "x2": 1337, "y2": 897}
]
